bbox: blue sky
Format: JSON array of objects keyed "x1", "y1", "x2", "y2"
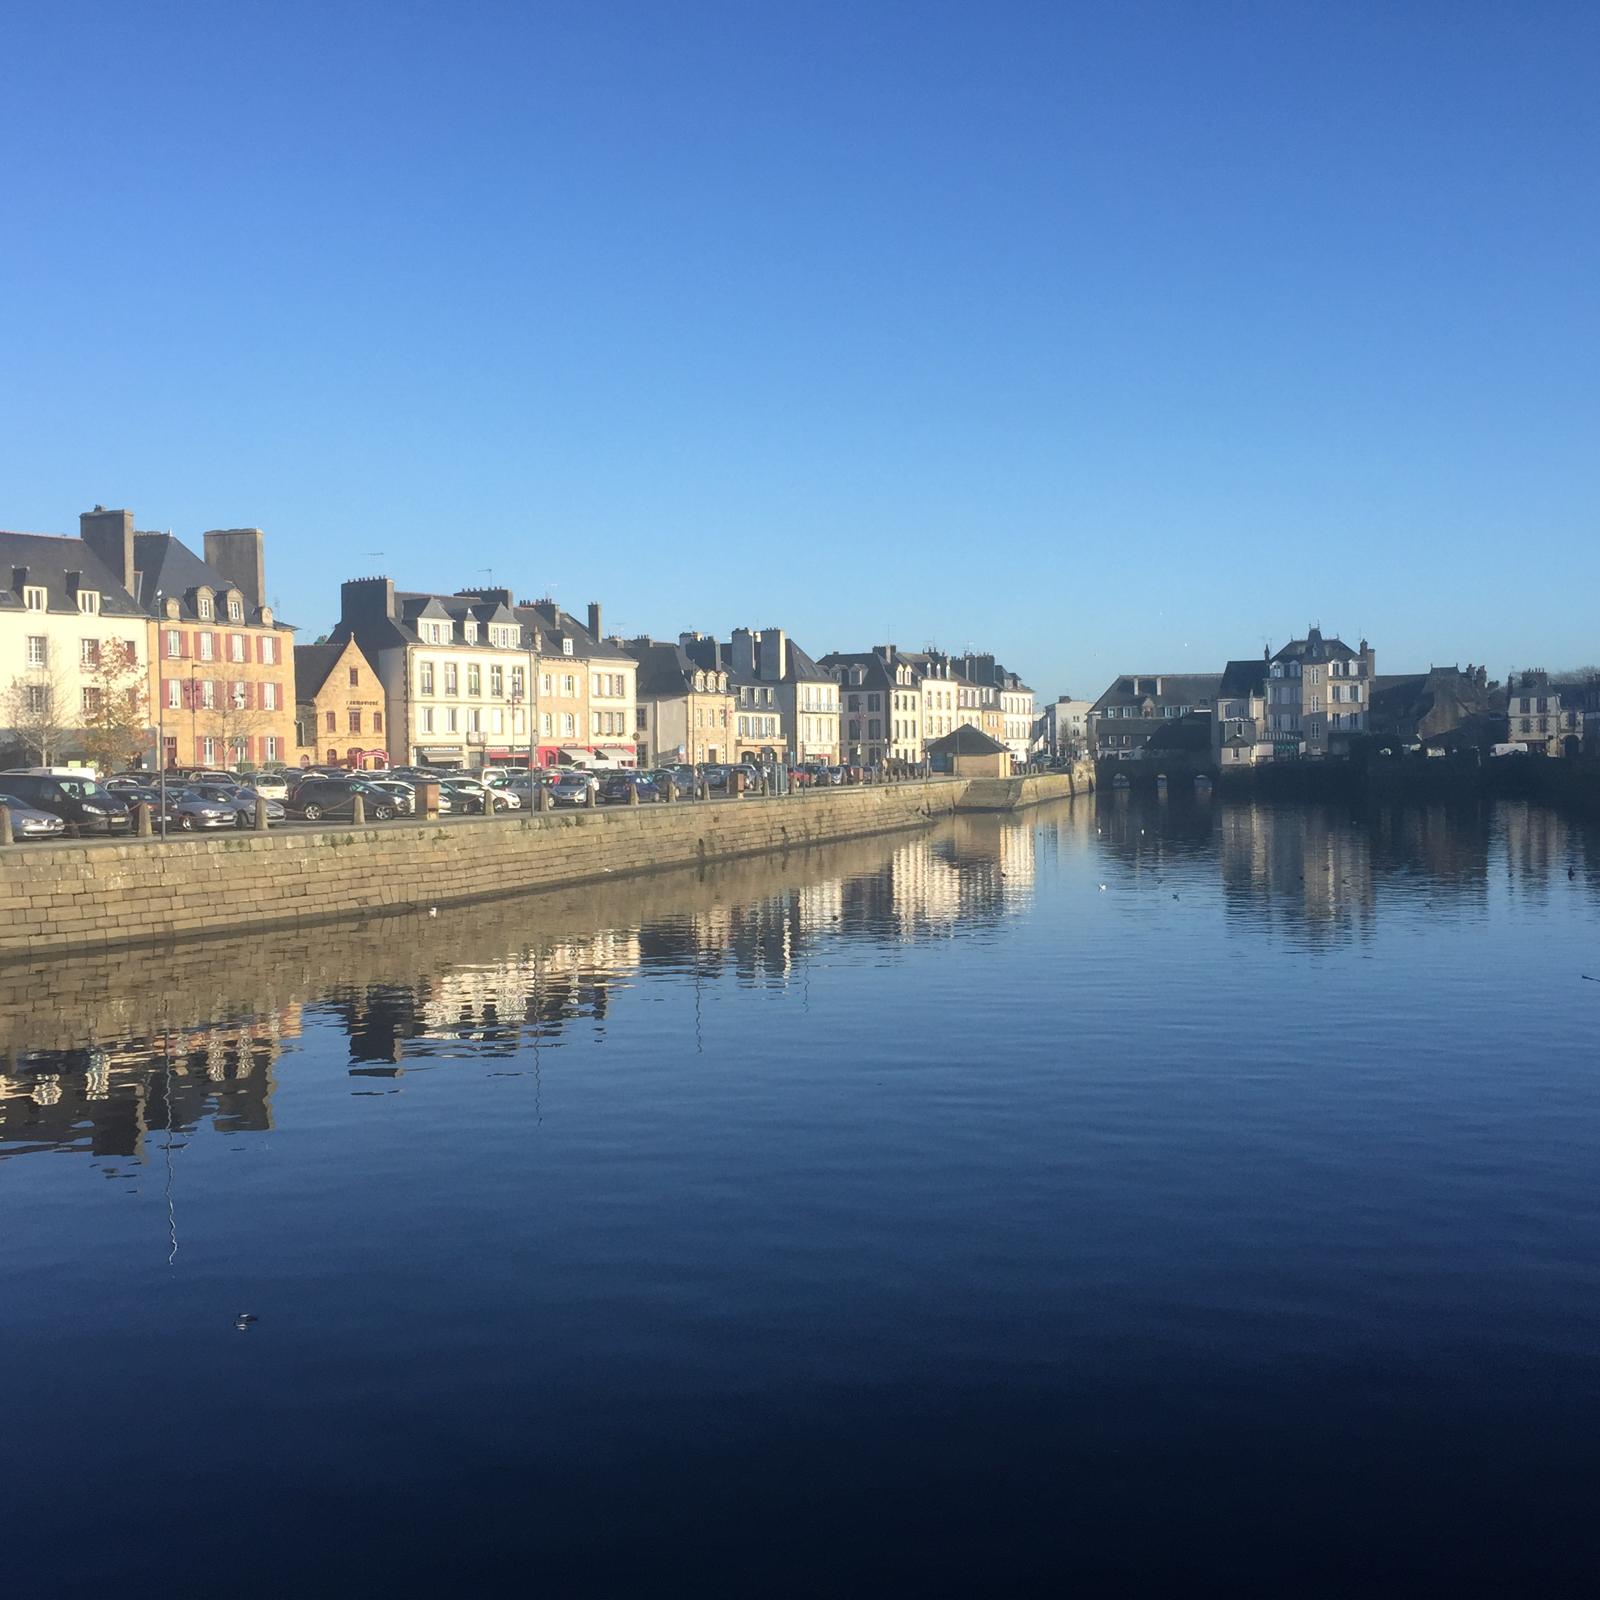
[{"x1": 2, "y1": 1, "x2": 1596, "y2": 696}]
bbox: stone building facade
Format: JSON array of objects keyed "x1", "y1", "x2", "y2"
[{"x1": 293, "y1": 636, "x2": 388, "y2": 768}]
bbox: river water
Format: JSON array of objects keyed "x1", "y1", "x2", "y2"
[{"x1": 4, "y1": 796, "x2": 1600, "y2": 1595}]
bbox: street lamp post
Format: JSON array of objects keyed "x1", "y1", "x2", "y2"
[{"x1": 155, "y1": 591, "x2": 168, "y2": 839}]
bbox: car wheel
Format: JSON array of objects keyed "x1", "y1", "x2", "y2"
[
  {"x1": 373, "y1": 804, "x2": 394, "y2": 821},
  {"x1": 178, "y1": 813, "x2": 195, "y2": 831},
  {"x1": 301, "y1": 803, "x2": 323, "y2": 822}
]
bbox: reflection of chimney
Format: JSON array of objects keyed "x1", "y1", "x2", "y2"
[
  {"x1": 80, "y1": 506, "x2": 136, "y2": 596},
  {"x1": 587, "y1": 601, "x2": 602, "y2": 639},
  {"x1": 204, "y1": 528, "x2": 266, "y2": 612}
]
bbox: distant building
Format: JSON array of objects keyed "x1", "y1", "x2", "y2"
[
  {"x1": 1368, "y1": 664, "x2": 1496, "y2": 750},
  {"x1": 624, "y1": 637, "x2": 734, "y2": 767},
  {"x1": 129, "y1": 520, "x2": 295, "y2": 770},
  {"x1": 1213, "y1": 659, "x2": 1271, "y2": 768},
  {"x1": 1036, "y1": 696, "x2": 1092, "y2": 762},
  {"x1": 1090, "y1": 673, "x2": 1222, "y2": 760},
  {"x1": 293, "y1": 636, "x2": 387, "y2": 769},
  {"x1": 1264, "y1": 629, "x2": 1375, "y2": 758},
  {"x1": 1506, "y1": 670, "x2": 1584, "y2": 756},
  {"x1": 723, "y1": 628, "x2": 839, "y2": 765},
  {"x1": 680, "y1": 632, "x2": 775, "y2": 764},
  {"x1": 926, "y1": 724, "x2": 1010, "y2": 778}
]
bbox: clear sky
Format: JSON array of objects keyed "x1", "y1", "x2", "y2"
[{"x1": 2, "y1": 1, "x2": 1596, "y2": 697}]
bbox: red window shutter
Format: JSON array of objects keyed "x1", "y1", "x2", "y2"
[
  {"x1": 244, "y1": 682, "x2": 255, "y2": 710},
  {"x1": 255, "y1": 635, "x2": 265, "y2": 664},
  {"x1": 178, "y1": 630, "x2": 191, "y2": 659}
]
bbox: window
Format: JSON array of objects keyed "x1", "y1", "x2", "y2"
[
  {"x1": 443, "y1": 663, "x2": 458, "y2": 696},
  {"x1": 348, "y1": 666, "x2": 359, "y2": 687},
  {"x1": 197, "y1": 595, "x2": 214, "y2": 620},
  {"x1": 419, "y1": 661, "x2": 434, "y2": 695},
  {"x1": 326, "y1": 711, "x2": 337, "y2": 731},
  {"x1": 463, "y1": 621, "x2": 478, "y2": 643},
  {"x1": 467, "y1": 708, "x2": 481, "y2": 734},
  {"x1": 562, "y1": 637, "x2": 573, "y2": 656},
  {"x1": 262, "y1": 637, "x2": 276, "y2": 665},
  {"x1": 262, "y1": 683, "x2": 277, "y2": 711},
  {"x1": 80, "y1": 638, "x2": 100, "y2": 668},
  {"x1": 78, "y1": 591, "x2": 100, "y2": 615},
  {"x1": 202, "y1": 680, "x2": 216, "y2": 709},
  {"x1": 23, "y1": 586, "x2": 46, "y2": 611},
  {"x1": 199, "y1": 632, "x2": 215, "y2": 660},
  {"x1": 227, "y1": 596, "x2": 243, "y2": 622},
  {"x1": 373, "y1": 710, "x2": 383, "y2": 733},
  {"x1": 202, "y1": 736, "x2": 216, "y2": 763},
  {"x1": 264, "y1": 736, "x2": 279, "y2": 761},
  {"x1": 167, "y1": 629, "x2": 182, "y2": 658},
  {"x1": 562, "y1": 712, "x2": 575, "y2": 737},
  {"x1": 445, "y1": 708, "x2": 458, "y2": 733},
  {"x1": 541, "y1": 674, "x2": 552, "y2": 696},
  {"x1": 467, "y1": 664, "x2": 481, "y2": 697},
  {"x1": 421, "y1": 707, "x2": 435, "y2": 733},
  {"x1": 27, "y1": 636, "x2": 46, "y2": 667},
  {"x1": 232, "y1": 681, "x2": 247, "y2": 709},
  {"x1": 81, "y1": 686, "x2": 102, "y2": 716},
  {"x1": 349, "y1": 709, "x2": 362, "y2": 733},
  {"x1": 562, "y1": 674, "x2": 576, "y2": 696},
  {"x1": 490, "y1": 665, "x2": 503, "y2": 697},
  {"x1": 510, "y1": 666, "x2": 525, "y2": 699},
  {"x1": 541, "y1": 712, "x2": 552, "y2": 736},
  {"x1": 168, "y1": 679, "x2": 182, "y2": 710}
]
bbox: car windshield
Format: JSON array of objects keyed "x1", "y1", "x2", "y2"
[{"x1": 58, "y1": 778, "x2": 107, "y2": 798}]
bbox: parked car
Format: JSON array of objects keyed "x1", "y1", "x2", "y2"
[
  {"x1": 367, "y1": 779, "x2": 417, "y2": 815},
  {"x1": 241, "y1": 769, "x2": 290, "y2": 800},
  {"x1": 549, "y1": 771, "x2": 599, "y2": 807},
  {"x1": 449, "y1": 777, "x2": 519, "y2": 811},
  {"x1": 0, "y1": 790, "x2": 68, "y2": 839},
  {"x1": 283, "y1": 777, "x2": 399, "y2": 823},
  {"x1": 165, "y1": 788, "x2": 244, "y2": 831},
  {"x1": 703, "y1": 765, "x2": 731, "y2": 791},
  {"x1": 0, "y1": 772, "x2": 132, "y2": 834},
  {"x1": 598, "y1": 772, "x2": 662, "y2": 804}
]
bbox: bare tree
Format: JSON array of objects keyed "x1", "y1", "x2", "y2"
[
  {"x1": 2, "y1": 664, "x2": 73, "y2": 765},
  {"x1": 79, "y1": 640, "x2": 152, "y2": 775}
]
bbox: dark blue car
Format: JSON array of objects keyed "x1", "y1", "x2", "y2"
[{"x1": 598, "y1": 772, "x2": 661, "y2": 804}]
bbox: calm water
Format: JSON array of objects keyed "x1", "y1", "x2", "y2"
[{"x1": 5, "y1": 796, "x2": 1600, "y2": 1595}]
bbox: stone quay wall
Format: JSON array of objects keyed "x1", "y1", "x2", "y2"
[{"x1": 1, "y1": 779, "x2": 969, "y2": 959}]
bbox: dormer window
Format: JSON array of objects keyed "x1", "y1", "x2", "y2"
[
  {"x1": 197, "y1": 593, "x2": 214, "y2": 620},
  {"x1": 227, "y1": 595, "x2": 244, "y2": 622},
  {"x1": 23, "y1": 586, "x2": 46, "y2": 611},
  {"x1": 562, "y1": 637, "x2": 574, "y2": 656},
  {"x1": 464, "y1": 621, "x2": 478, "y2": 642},
  {"x1": 77, "y1": 590, "x2": 100, "y2": 615}
]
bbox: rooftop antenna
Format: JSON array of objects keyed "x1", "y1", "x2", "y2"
[{"x1": 359, "y1": 550, "x2": 384, "y2": 564}]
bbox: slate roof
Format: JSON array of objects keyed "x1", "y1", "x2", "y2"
[
  {"x1": 818, "y1": 652, "x2": 896, "y2": 692},
  {"x1": 625, "y1": 639, "x2": 716, "y2": 698},
  {"x1": 1218, "y1": 659, "x2": 1269, "y2": 699},
  {"x1": 0, "y1": 530, "x2": 145, "y2": 617},
  {"x1": 293, "y1": 643, "x2": 346, "y2": 703},
  {"x1": 1271, "y1": 627, "x2": 1359, "y2": 665},
  {"x1": 1092, "y1": 673, "x2": 1223, "y2": 714},
  {"x1": 926, "y1": 725, "x2": 1009, "y2": 756}
]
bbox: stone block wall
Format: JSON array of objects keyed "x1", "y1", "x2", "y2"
[{"x1": 2, "y1": 779, "x2": 968, "y2": 959}]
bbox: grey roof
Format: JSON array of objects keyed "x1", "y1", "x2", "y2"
[
  {"x1": 293, "y1": 643, "x2": 346, "y2": 703},
  {"x1": 819, "y1": 652, "x2": 896, "y2": 692},
  {"x1": 1272, "y1": 627, "x2": 1359, "y2": 665},
  {"x1": 511, "y1": 600, "x2": 632, "y2": 662},
  {"x1": 1092, "y1": 673, "x2": 1223, "y2": 713},
  {"x1": 625, "y1": 639, "x2": 714, "y2": 699},
  {"x1": 926, "y1": 725, "x2": 1009, "y2": 756},
  {"x1": 0, "y1": 530, "x2": 145, "y2": 617},
  {"x1": 1218, "y1": 659, "x2": 1268, "y2": 699}
]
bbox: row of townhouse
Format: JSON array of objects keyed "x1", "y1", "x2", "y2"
[
  {"x1": 0, "y1": 504, "x2": 1038, "y2": 776},
  {"x1": 819, "y1": 646, "x2": 1035, "y2": 771}
]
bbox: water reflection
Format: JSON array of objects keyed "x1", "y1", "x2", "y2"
[{"x1": 5, "y1": 797, "x2": 1598, "y2": 1166}]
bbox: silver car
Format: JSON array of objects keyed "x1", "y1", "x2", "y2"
[
  {"x1": 167, "y1": 788, "x2": 242, "y2": 831},
  {"x1": 0, "y1": 790, "x2": 68, "y2": 840}
]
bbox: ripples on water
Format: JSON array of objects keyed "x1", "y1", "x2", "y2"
[{"x1": 4, "y1": 796, "x2": 1600, "y2": 1595}]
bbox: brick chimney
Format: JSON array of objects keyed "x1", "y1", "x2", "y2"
[
  {"x1": 587, "y1": 601, "x2": 602, "y2": 639},
  {"x1": 79, "y1": 506, "x2": 136, "y2": 596},
  {"x1": 204, "y1": 528, "x2": 266, "y2": 612}
]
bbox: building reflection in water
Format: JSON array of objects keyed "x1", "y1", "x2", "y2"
[
  {"x1": 0, "y1": 815, "x2": 1038, "y2": 1164},
  {"x1": 5, "y1": 796, "x2": 1594, "y2": 1167}
]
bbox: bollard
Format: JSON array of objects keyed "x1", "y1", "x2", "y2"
[
  {"x1": 664, "y1": 777, "x2": 676, "y2": 803},
  {"x1": 255, "y1": 798, "x2": 268, "y2": 830},
  {"x1": 136, "y1": 801, "x2": 152, "y2": 838},
  {"x1": 732, "y1": 768, "x2": 746, "y2": 798},
  {"x1": 585, "y1": 781, "x2": 597, "y2": 809},
  {"x1": 538, "y1": 782, "x2": 551, "y2": 813},
  {"x1": 352, "y1": 792, "x2": 365, "y2": 825},
  {"x1": 628, "y1": 780, "x2": 639, "y2": 807},
  {"x1": 0, "y1": 804, "x2": 10, "y2": 846}
]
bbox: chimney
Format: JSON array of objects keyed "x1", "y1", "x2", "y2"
[
  {"x1": 587, "y1": 601, "x2": 602, "y2": 639},
  {"x1": 79, "y1": 507, "x2": 136, "y2": 596},
  {"x1": 534, "y1": 599, "x2": 560, "y2": 625},
  {"x1": 731, "y1": 628, "x2": 758, "y2": 677},
  {"x1": 340, "y1": 576, "x2": 396, "y2": 627},
  {"x1": 757, "y1": 628, "x2": 787, "y2": 682},
  {"x1": 204, "y1": 528, "x2": 266, "y2": 612}
]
